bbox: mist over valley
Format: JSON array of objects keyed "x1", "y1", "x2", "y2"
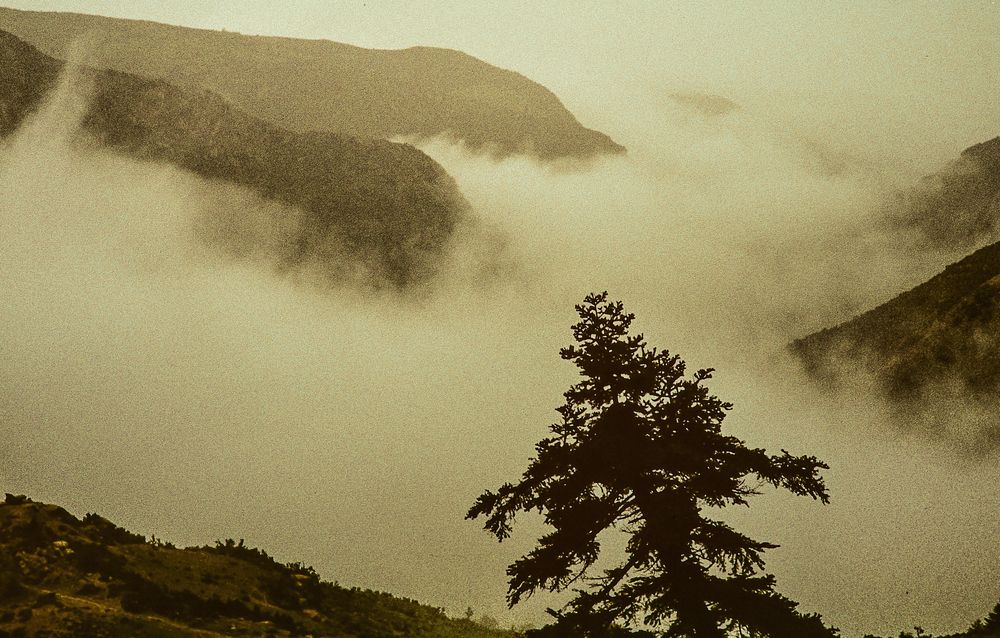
[{"x1": 0, "y1": 4, "x2": 998, "y2": 638}]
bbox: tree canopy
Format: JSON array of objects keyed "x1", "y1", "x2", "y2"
[{"x1": 468, "y1": 292, "x2": 836, "y2": 637}]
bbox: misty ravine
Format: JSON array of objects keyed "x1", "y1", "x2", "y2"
[{"x1": 0, "y1": 4, "x2": 998, "y2": 638}]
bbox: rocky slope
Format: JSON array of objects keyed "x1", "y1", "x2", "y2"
[
  {"x1": 0, "y1": 6, "x2": 624, "y2": 161},
  {"x1": 0, "y1": 494, "x2": 513, "y2": 638},
  {"x1": 0, "y1": 29, "x2": 469, "y2": 289}
]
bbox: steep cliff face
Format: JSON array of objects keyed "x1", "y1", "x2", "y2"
[
  {"x1": 0, "y1": 6, "x2": 624, "y2": 161},
  {"x1": 0, "y1": 29, "x2": 470, "y2": 289}
]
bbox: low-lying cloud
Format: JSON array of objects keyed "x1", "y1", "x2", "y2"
[{"x1": 0, "y1": 72, "x2": 997, "y2": 638}]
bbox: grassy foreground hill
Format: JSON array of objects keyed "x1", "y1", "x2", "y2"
[
  {"x1": 0, "y1": 6, "x2": 624, "y2": 162},
  {"x1": 0, "y1": 494, "x2": 514, "y2": 638},
  {"x1": 0, "y1": 29, "x2": 469, "y2": 289}
]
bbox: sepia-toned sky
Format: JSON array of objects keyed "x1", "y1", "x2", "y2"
[{"x1": 1, "y1": 3, "x2": 999, "y2": 637}]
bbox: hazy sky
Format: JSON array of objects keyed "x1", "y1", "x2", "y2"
[{"x1": 2, "y1": 3, "x2": 1000, "y2": 638}]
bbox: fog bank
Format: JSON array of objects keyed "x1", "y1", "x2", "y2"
[{"x1": 1, "y1": 20, "x2": 999, "y2": 638}]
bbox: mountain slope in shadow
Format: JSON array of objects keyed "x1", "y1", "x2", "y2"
[
  {"x1": 789, "y1": 134, "x2": 1000, "y2": 453},
  {"x1": 0, "y1": 29, "x2": 470, "y2": 289},
  {"x1": 791, "y1": 238, "x2": 1000, "y2": 452}
]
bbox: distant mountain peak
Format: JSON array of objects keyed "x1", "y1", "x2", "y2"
[{"x1": 960, "y1": 135, "x2": 1000, "y2": 168}]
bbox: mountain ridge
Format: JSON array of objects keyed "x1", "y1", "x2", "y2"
[
  {"x1": 788, "y1": 134, "x2": 1000, "y2": 452},
  {"x1": 1, "y1": 494, "x2": 997, "y2": 638},
  {"x1": 0, "y1": 6, "x2": 624, "y2": 162},
  {"x1": 790, "y1": 233, "x2": 1000, "y2": 451},
  {"x1": 0, "y1": 28, "x2": 469, "y2": 289}
]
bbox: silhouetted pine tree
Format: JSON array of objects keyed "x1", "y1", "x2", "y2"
[{"x1": 469, "y1": 292, "x2": 837, "y2": 637}]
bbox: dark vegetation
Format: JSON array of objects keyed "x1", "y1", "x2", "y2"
[
  {"x1": 0, "y1": 6, "x2": 624, "y2": 162},
  {"x1": 470, "y1": 293, "x2": 836, "y2": 637},
  {"x1": 2, "y1": 478, "x2": 992, "y2": 638},
  {"x1": 0, "y1": 493, "x2": 513, "y2": 638},
  {"x1": 0, "y1": 29, "x2": 469, "y2": 289}
]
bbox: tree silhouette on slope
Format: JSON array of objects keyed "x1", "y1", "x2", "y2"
[{"x1": 468, "y1": 293, "x2": 837, "y2": 637}]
